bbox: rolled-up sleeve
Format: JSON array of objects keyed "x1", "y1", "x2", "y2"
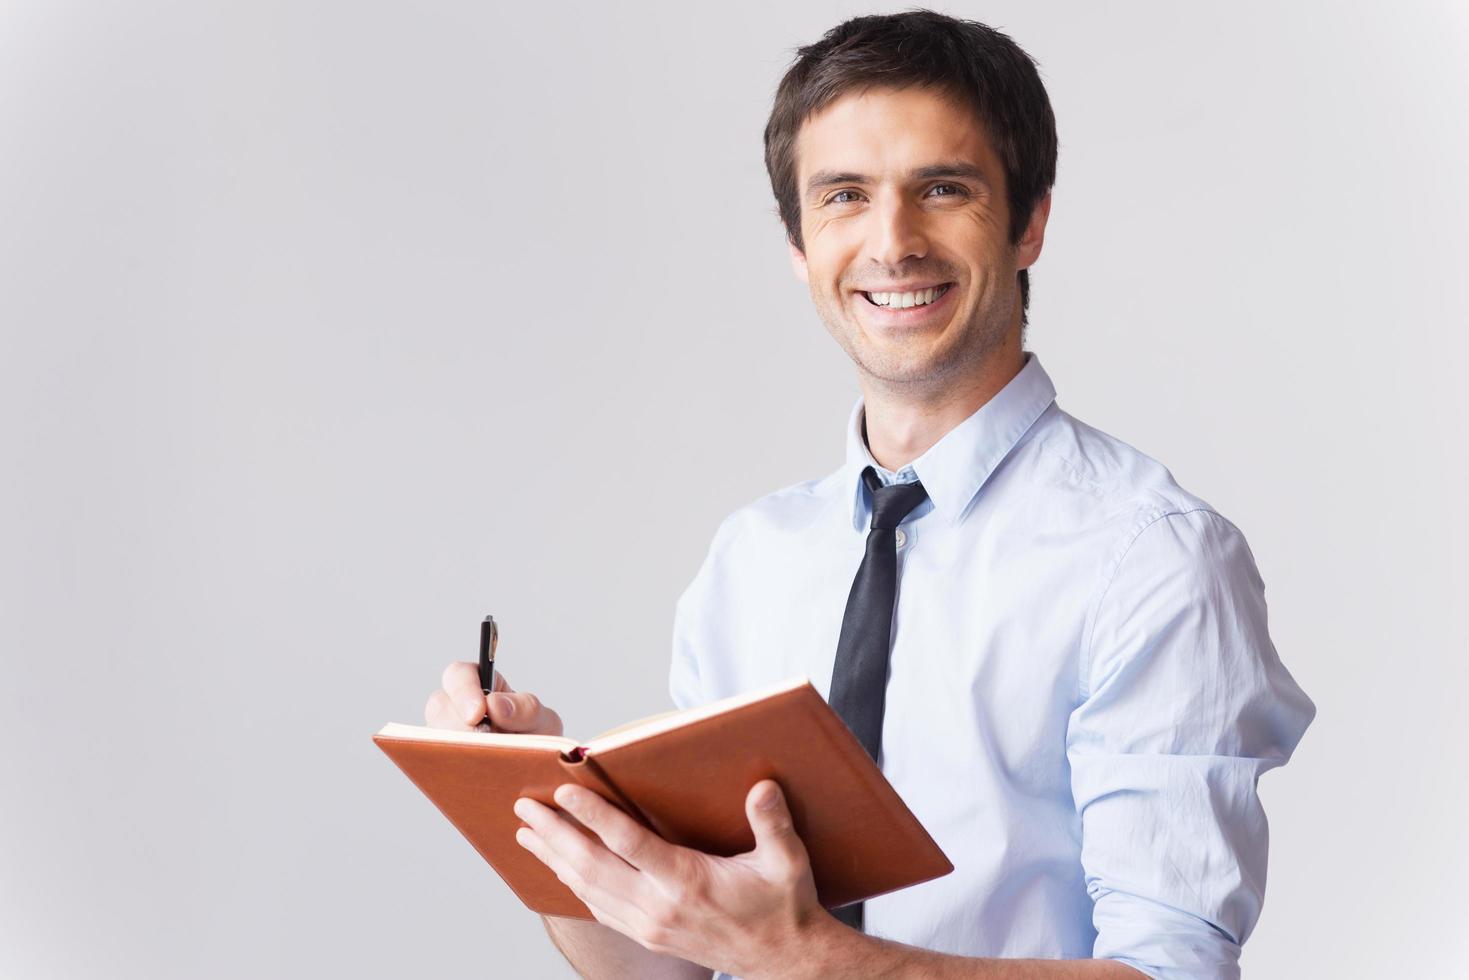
[{"x1": 1067, "y1": 509, "x2": 1316, "y2": 980}]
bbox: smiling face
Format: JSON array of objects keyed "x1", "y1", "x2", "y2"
[{"x1": 788, "y1": 85, "x2": 1050, "y2": 397}]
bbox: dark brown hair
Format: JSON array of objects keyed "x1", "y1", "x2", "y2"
[{"x1": 764, "y1": 9, "x2": 1058, "y2": 323}]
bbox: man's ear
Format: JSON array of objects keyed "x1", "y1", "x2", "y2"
[
  {"x1": 786, "y1": 236, "x2": 809, "y2": 285},
  {"x1": 1016, "y1": 189, "x2": 1052, "y2": 271}
]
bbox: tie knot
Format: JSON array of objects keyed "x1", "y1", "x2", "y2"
[{"x1": 862, "y1": 466, "x2": 929, "y2": 530}]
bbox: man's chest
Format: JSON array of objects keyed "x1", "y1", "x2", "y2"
[{"x1": 697, "y1": 509, "x2": 1110, "y2": 797}]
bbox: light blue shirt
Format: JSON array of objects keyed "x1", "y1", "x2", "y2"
[{"x1": 668, "y1": 353, "x2": 1315, "y2": 980}]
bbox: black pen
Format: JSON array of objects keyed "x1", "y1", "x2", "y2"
[{"x1": 478, "y1": 615, "x2": 499, "y2": 732}]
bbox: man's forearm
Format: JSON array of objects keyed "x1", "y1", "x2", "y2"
[
  {"x1": 539, "y1": 914, "x2": 712, "y2": 980},
  {"x1": 539, "y1": 911, "x2": 1145, "y2": 980},
  {"x1": 772, "y1": 916, "x2": 1147, "y2": 980}
]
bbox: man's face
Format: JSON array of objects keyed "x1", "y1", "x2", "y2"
[{"x1": 789, "y1": 85, "x2": 1049, "y2": 393}]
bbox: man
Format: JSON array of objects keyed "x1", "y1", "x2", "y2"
[{"x1": 425, "y1": 11, "x2": 1314, "y2": 979}]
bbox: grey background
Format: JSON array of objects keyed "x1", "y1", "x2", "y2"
[{"x1": 2, "y1": 1, "x2": 1464, "y2": 977}]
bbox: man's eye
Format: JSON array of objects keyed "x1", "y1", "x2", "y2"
[
  {"x1": 928, "y1": 183, "x2": 967, "y2": 198},
  {"x1": 829, "y1": 190, "x2": 862, "y2": 205}
]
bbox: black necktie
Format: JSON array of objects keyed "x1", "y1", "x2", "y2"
[{"x1": 828, "y1": 465, "x2": 929, "y2": 932}]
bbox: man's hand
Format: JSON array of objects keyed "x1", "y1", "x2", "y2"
[
  {"x1": 424, "y1": 661, "x2": 564, "y2": 735},
  {"x1": 513, "y1": 778, "x2": 833, "y2": 980}
]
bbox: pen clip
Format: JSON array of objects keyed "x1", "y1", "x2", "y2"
[{"x1": 479, "y1": 615, "x2": 498, "y2": 693}]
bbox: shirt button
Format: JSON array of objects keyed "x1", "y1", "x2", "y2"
[{"x1": 894, "y1": 529, "x2": 908, "y2": 547}]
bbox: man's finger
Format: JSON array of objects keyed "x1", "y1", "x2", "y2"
[
  {"x1": 744, "y1": 779, "x2": 811, "y2": 879},
  {"x1": 520, "y1": 830, "x2": 643, "y2": 938},
  {"x1": 484, "y1": 689, "x2": 562, "y2": 734},
  {"x1": 424, "y1": 689, "x2": 470, "y2": 730},
  {"x1": 513, "y1": 797, "x2": 644, "y2": 912},
  {"x1": 552, "y1": 784, "x2": 681, "y2": 878},
  {"x1": 441, "y1": 661, "x2": 515, "y2": 727}
]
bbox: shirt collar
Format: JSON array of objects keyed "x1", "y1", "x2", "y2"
[{"x1": 843, "y1": 352, "x2": 1058, "y2": 531}]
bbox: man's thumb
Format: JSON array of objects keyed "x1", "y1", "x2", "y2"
[{"x1": 746, "y1": 779, "x2": 805, "y2": 865}]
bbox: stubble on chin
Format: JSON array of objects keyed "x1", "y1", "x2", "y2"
[{"x1": 813, "y1": 290, "x2": 1010, "y2": 397}]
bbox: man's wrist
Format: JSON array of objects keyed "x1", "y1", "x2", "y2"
[{"x1": 754, "y1": 908, "x2": 875, "y2": 980}]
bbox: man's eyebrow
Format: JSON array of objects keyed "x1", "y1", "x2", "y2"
[
  {"x1": 804, "y1": 162, "x2": 989, "y2": 201},
  {"x1": 805, "y1": 170, "x2": 870, "y2": 200},
  {"x1": 912, "y1": 162, "x2": 989, "y2": 184}
]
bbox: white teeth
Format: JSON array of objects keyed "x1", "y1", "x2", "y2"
[{"x1": 867, "y1": 285, "x2": 947, "y2": 308}]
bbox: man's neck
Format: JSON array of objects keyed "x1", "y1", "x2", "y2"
[{"x1": 861, "y1": 347, "x2": 1026, "y2": 472}]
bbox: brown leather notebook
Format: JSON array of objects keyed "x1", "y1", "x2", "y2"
[{"x1": 372, "y1": 676, "x2": 953, "y2": 919}]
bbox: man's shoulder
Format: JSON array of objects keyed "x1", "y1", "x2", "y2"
[
  {"x1": 1024, "y1": 402, "x2": 1220, "y2": 530},
  {"x1": 1021, "y1": 407, "x2": 1266, "y2": 629},
  {"x1": 703, "y1": 467, "x2": 847, "y2": 555}
]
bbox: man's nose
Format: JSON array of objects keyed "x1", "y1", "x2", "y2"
[{"x1": 867, "y1": 196, "x2": 929, "y2": 268}]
